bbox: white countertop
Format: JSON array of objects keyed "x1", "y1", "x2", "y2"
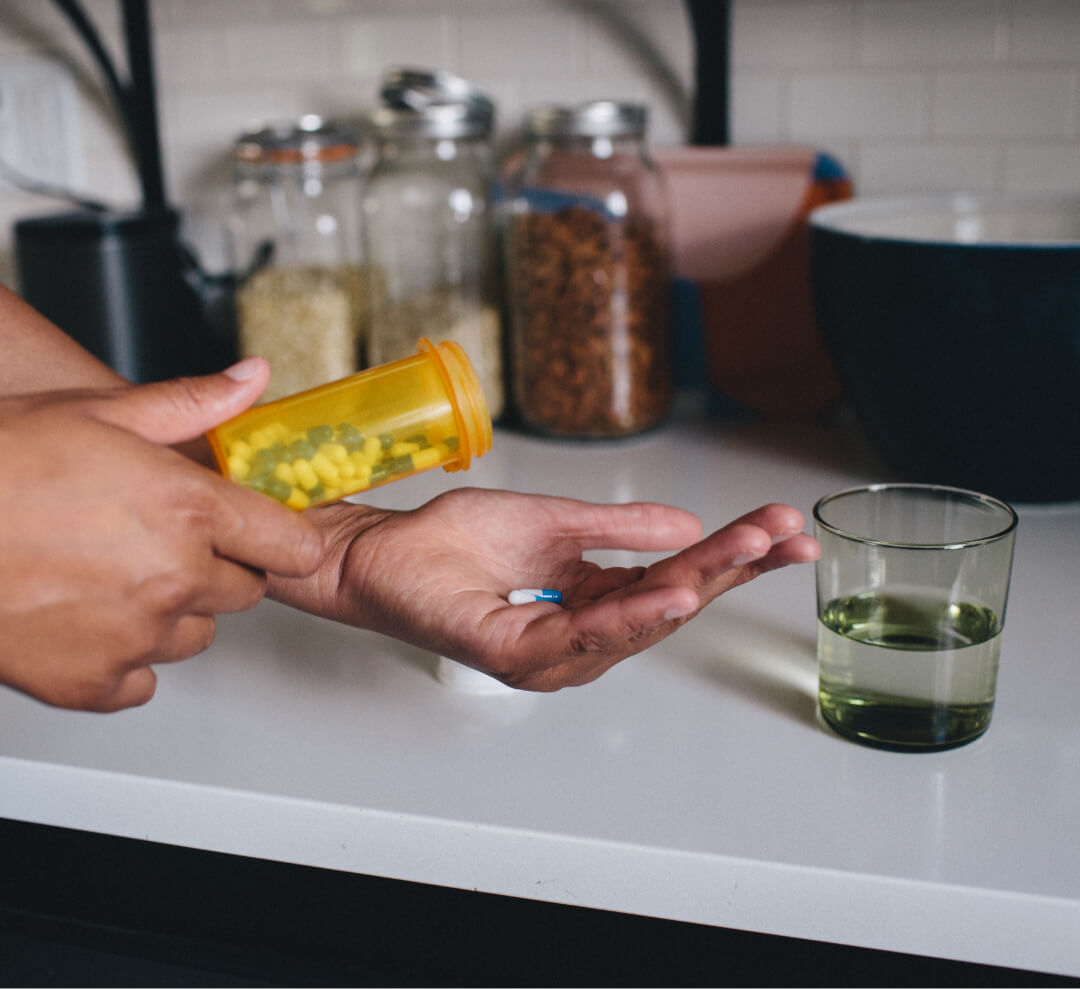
[{"x1": 2, "y1": 402, "x2": 1078, "y2": 977}]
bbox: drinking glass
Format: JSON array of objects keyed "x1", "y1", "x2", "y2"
[{"x1": 813, "y1": 483, "x2": 1018, "y2": 751}]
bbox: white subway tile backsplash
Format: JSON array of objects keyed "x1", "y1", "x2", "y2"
[
  {"x1": 860, "y1": 0, "x2": 1009, "y2": 66},
  {"x1": 789, "y1": 70, "x2": 927, "y2": 141},
  {"x1": 337, "y1": 14, "x2": 453, "y2": 79},
  {"x1": 1003, "y1": 143, "x2": 1080, "y2": 194},
  {"x1": 1010, "y1": 0, "x2": 1080, "y2": 64},
  {"x1": 730, "y1": 72, "x2": 784, "y2": 144},
  {"x1": 457, "y1": 7, "x2": 584, "y2": 77},
  {"x1": 857, "y1": 142, "x2": 1000, "y2": 195},
  {"x1": 222, "y1": 20, "x2": 335, "y2": 85},
  {"x1": 1, "y1": 0, "x2": 1079, "y2": 287},
  {"x1": 582, "y1": 1, "x2": 692, "y2": 85},
  {"x1": 934, "y1": 68, "x2": 1076, "y2": 138},
  {"x1": 732, "y1": 1, "x2": 856, "y2": 69},
  {"x1": 155, "y1": 27, "x2": 228, "y2": 89}
]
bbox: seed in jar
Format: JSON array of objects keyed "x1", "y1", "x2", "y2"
[
  {"x1": 236, "y1": 264, "x2": 376, "y2": 405},
  {"x1": 507, "y1": 204, "x2": 671, "y2": 436}
]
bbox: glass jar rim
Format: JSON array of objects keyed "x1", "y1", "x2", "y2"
[
  {"x1": 234, "y1": 115, "x2": 361, "y2": 164},
  {"x1": 370, "y1": 102, "x2": 493, "y2": 140},
  {"x1": 526, "y1": 100, "x2": 647, "y2": 139},
  {"x1": 812, "y1": 482, "x2": 1019, "y2": 549}
]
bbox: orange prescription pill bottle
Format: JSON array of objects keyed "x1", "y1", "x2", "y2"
[{"x1": 207, "y1": 338, "x2": 492, "y2": 510}]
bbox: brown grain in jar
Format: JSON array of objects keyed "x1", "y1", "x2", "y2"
[{"x1": 503, "y1": 101, "x2": 672, "y2": 437}]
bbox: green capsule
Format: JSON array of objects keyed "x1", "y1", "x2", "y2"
[
  {"x1": 290, "y1": 438, "x2": 317, "y2": 460},
  {"x1": 378, "y1": 432, "x2": 394, "y2": 450},
  {"x1": 387, "y1": 454, "x2": 414, "y2": 475},
  {"x1": 265, "y1": 477, "x2": 293, "y2": 502},
  {"x1": 252, "y1": 447, "x2": 277, "y2": 473},
  {"x1": 370, "y1": 463, "x2": 391, "y2": 485},
  {"x1": 269, "y1": 441, "x2": 293, "y2": 464},
  {"x1": 403, "y1": 433, "x2": 431, "y2": 449},
  {"x1": 444, "y1": 435, "x2": 460, "y2": 452},
  {"x1": 336, "y1": 423, "x2": 365, "y2": 451}
]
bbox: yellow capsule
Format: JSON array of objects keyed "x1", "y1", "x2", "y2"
[
  {"x1": 389, "y1": 441, "x2": 421, "y2": 457},
  {"x1": 321, "y1": 487, "x2": 342, "y2": 503},
  {"x1": 338, "y1": 458, "x2": 357, "y2": 480},
  {"x1": 228, "y1": 439, "x2": 253, "y2": 461},
  {"x1": 285, "y1": 487, "x2": 310, "y2": 511},
  {"x1": 362, "y1": 436, "x2": 382, "y2": 466},
  {"x1": 310, "y1": 452, "x2": 341, "y2": 486},
  {"x1": 342, "y1": 476, "x2": 371, "y2": 495},
  {"x1": 292, "y1": 459, "x2": 320, "y2": 491},
  {"x1": 348, "y1": 457, "x2": 373, "y2": 482},
  {"x1": 411, "y1": 446, "x2": 442, "y2": 471},
  {"x1": 273, "y1": 462, "x2": 297, "y2": 486},
  {"x1": 267, "y1": 421, "x2": 290, "y2": 441},
  {"x1": 320, "y1": 442, "x2": 348, "y2": 465},
  {"x1": 226, "y1": 455, "x2": 251, "y2": 480},
  {"x1": 248, "y1": 428, "x2": 275, "y2": 451}
]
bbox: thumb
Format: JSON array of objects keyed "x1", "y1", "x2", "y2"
[{"x1": 90, "y1": 357, "x2": 270, "y2": 446}]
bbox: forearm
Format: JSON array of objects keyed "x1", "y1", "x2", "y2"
[
  {"x1": 0, "y1": 283, "x2": 127, "y2": 394},
  {"x1": 0, "y1": 284, "x2": 224, "y2": 465}
]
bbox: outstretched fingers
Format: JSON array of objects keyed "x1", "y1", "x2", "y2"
[
  {"x1": 510, "y1": 583, "x2": 701, "y2": 689},
  {"x1": 638, "y1": 504, "x2": 819, "y2": 601}
]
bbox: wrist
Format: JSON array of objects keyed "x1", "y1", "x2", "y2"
[{"x1": 265, "y1": 500, "x2": 389, "y2": 623}]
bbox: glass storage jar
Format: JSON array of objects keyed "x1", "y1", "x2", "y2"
[
  {"x1": 503, "y1": 101, "x2": 672, "y2": 438},
  {"x1": 228, "y1": 116, "x2": 371, "y2": 403},
  {"x1": 363, "y1": 71, "x2": 504, "y2": 419}
]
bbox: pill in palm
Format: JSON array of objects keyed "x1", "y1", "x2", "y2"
[{"x1": 508, "y1": 588, "x2": 563, "y2": 605}]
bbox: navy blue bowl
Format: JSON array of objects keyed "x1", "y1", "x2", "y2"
[{"x1": 810, "y1": 195, "x2": 1080, "y2": 503}]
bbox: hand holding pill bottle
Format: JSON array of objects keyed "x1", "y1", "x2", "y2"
[
  {"x1": 207, "y1": 339, "x2": 493, "y2": 509},
  {"x1": 0, "y1": 362, "x2": 324, "y2": 712}
]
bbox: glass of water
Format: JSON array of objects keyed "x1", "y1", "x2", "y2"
[{"x1": 813, "y1": 483, "x2": 1018, "y2": 751}]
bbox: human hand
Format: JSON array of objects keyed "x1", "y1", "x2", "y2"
[
  {"x1": 0, "y1": 359, "x2": 324, "y2": 712},
  {"x1": 269, "y1": 489, "x2": 820, "y2": 690}
]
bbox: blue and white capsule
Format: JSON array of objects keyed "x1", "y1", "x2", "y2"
[{"x1": 507, "y1": 588, "x2": 563, "y2": 606}]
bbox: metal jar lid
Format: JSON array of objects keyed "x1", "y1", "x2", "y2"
[
  {"x1": 233, "y1": 115, "x2": 361, "y2": 165},
  {"x1": 525, "y1": 101, "x2": 647, "y2": 139},
  {"x1": 380, "y1": 66, "x2": 495, "y2": 118},
  {"x1": 373, "y1": 66, "x2": 495, "y2": 140}
]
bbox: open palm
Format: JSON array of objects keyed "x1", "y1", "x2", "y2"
[{"x1": 270, "y1": 488, "x2": 820, "y2": 690}]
